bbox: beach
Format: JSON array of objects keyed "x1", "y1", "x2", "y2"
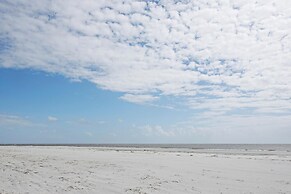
[{"x1": 0, "y1": 146, "x2": 291, "y2": 194}]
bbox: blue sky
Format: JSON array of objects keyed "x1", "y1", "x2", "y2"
[
  {"x1": 0, "y1": 0, "x2": 291, "y2": 143},
  {"x1": 0, "y1": 68, "x2": 197, "y2": 143}
]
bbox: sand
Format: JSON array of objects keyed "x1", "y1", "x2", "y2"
[{"x1": 0, "y1": 146, "x2": 291, "y2": 194}]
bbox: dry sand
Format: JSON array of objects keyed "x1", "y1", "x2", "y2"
[{"x1": 0, "y1": 146, "x2": 291, "y2": 194}]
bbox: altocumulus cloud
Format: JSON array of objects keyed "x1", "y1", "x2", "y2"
[{"x1": 0, "y1": 0, "x2": 291, "y2": 114}]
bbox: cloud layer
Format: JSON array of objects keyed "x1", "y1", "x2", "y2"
[{"x1": 1, "y1": 0, "x2": 291, "y2": 114}]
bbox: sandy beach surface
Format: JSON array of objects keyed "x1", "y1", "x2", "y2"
[{"x1": 0, "y1": 146, "x2": 291, "y2": 194}]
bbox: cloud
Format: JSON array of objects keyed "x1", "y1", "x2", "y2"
[
  {"x1": 0, "y1": 0, "x2": 290, "y2": 114},
  {"x1": 136, "y1": 113, "x2": 291, "y2": 143},
  {"x1": 0, "y1": 114, "x2": 45, "y2": 129},
  {"x1": 187, "y1": 113, "x2": 291, "y2": 143},
  {"x1": 141, "y1": 125, "x2": 175, "y2": 137},
  {"x1": 85, "y1": 131, "x2": 93, "y2": 137},
  {"x1": 0, "y1": 114, "x2": 31, "y2": 126},
  {"x1": 120, "y1": 94, "x2": 159, "y2": 104},
  {"x1": 48, "y1": 116, "x2": 58, "y2": 121},
  {"x1": 117, "y1": 118, "x2": 123, "y2": 123}
]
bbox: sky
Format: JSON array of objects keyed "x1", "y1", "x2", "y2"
[{"x1": 0, "y1": 0, "x2": 291, "y2": 144}]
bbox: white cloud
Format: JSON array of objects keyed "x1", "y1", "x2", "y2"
[
  {"x1": 188, "y1": 114, "x2": 291, "y2": 143},
  {"x1": 48, "y1": 116, "x2": 58, "y2": 121},
  {"x1": 85, "y1": 131, "x2": 93, "y2": 137},
  {"x1": 0, "y1": 0, "x2": 290, "y2": 114},
  {"x1": 141, "y1": 125, "x2": 175, "y2": 137},
  {"x1": 0, "y1": 114, "x2": 45, "y2": 128},
  {"x1": 120, "y1": 94, "x2": 159, "y2": 104},
  {"x1": 0, "y1": 114, "x2": 31, "y2": 126},
  {"x1": 136, "y1": 113, "x2": 291, "y2": 143}
]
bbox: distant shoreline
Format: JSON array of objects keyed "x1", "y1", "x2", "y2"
[{"x1": 1, "y1": 143, "x2": 290, "y2": 152}]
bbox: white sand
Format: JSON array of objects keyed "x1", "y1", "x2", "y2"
[{"x1": 0, "y1": 146, "x2": 291, "y2": 194}]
